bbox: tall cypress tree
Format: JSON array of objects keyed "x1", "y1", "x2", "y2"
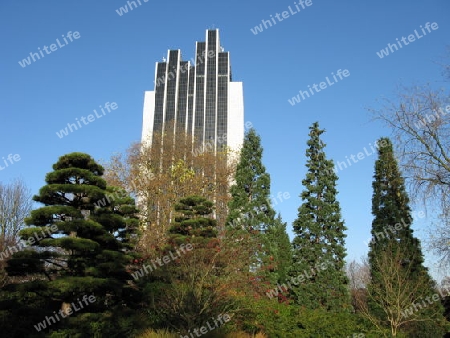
[
  {"x1": 226, "y1": 128, "x2": 275, "y2": 233},
  {"x1": 368, "y1": 137, "x2": 447, "y2": 336},
  {"x1": 226, "y1": 128, "x2": 278, "y2": 280},
  {"x1": 289, "y1": 122, "x2": 350, "y2": 311}
]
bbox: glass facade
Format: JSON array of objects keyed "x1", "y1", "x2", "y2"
[
  {"x1": 177, "y1": 60, "x2": 189, "y2": 129},
  {"x1": 217, "y1": 52, "x2": 229, "y2": 151},
  {"x1": 148, "y1": 29, "x2": 239, "y2": 155},
  {"x1": 187, "y1": 65, "x2": 195, "y2": 135},
  {"x1": 141, "y1": 29, "x2": 243, "y2": 229},
  {"x1": 153, "y1": 62, "x2": 167, "y2": 134},
  {"x1": 205, "y1": 30, "x2": 217, "y2": 151},
  {"x1": 164, "y1": 50, "x2": 179, "y2": 124},
  {"x1": 194, "y1": 41, "x2": 206, "y2": 145}
]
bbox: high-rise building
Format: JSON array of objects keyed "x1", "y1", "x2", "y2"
[{"x1": 141, "y1": 29, "x2": 244, "y2": 154}]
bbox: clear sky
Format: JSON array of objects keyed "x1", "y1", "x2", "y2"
[{"x1": 1, "y1": 1, "x2": 449, "y2": 280}]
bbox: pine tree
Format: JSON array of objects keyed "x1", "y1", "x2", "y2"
[
  {"x1": 4, "y1": 152, "x2": 139, "y2": 335},
  {"x1": 367, "y1": 137, "x2": 447, "y2": 336},
  {"x1": 226, "y1": 128, "x2": 275, "y2": 232},
  {"x1": 289, "y1": 122, "x2": 350, "y2": 311},
  {"x1": 168, "y1": 195, "x2": 218, "y2": 247},
  {"x1": 149, "y1": 195, "x2": 232, "y2": 331},
  {"x1": 226, "y1": 128, "x2": 278, "y2": 279},
  {"x1": 265, "y1": 214, "x2": 292, "y2": 284}
]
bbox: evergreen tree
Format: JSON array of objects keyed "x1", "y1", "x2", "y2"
[
  {"x1": 226, "y1": 128, "x2": 275, "y2": 233},
  {"x1": 168, "y1": 195, "x2": 217, "y2": 247},
  {"x1": 148, "y1": 195, "x2": 234, "y2": 331},
  {"x1": 265, "y1": 214, "x2": 292, "y2": 284},
  {"x1": 367, "y1": 138, "x2": 447, "y2": 336},
  {"x1": 289, "y1": 122, "x2": 350, "y2": 311},
  {"x1": 3, "y1": 152, "x2": 140, "y2": 336},
  {"x1": 226, "y1": 128, "x2": 278, "y2": 280}
]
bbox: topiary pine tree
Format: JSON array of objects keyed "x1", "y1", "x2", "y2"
[
  {"x1": 367, "y1": 137, "x2": 447, "y2": 336},
  {"x1": 92, "y1": 185, "x2": 140, "y2": 255},
  {"x1": 168, "y1": 195, "x2": 218, "y2": 248},
  {"x1": 289, "y1": 122, "x2": 350, "y2": 312},
  {"x1": 5, "y1": 152, "x2": 139, "y2": 335},
  {"x1": 147, "y1": 195, "x2": 234, "y2": 331},
  {"x1": 226, "y1": 128, "x2": 278, "y2": 280}
]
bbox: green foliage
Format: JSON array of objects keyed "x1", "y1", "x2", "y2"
[
  {"x1": 369, "y1": 138, "x2": 421, "y2": 277},
  {"x1": 233, "y1": 296, "x2": 372, "y2": 338},
  {"x1": 169, "y1": 195, "x2": 217, "y2": 246},
  {"x1": 295, "y1": 308, "x2": 364, "y2": 337},
  {"x1": 368, "y1": 138, "x2": 446, "y2": 334},
  {"x1": 143, "y1": 195, "x2": 235, "y2": 332},
  {"x1": 226, "y1": 128, "x2": 275, "y2": 233},
  {"x1": 46, "y1": 308, "x2": 149, "y2": 338},
  {"x1": 290, "y1": 122, "x2": 350, "y2": 312},
  {"x1": 137, "y1": 329, "x2": 179, "y2": 338},
  {"x1": 226, "y1": 128, "x2": 290, "y2": 285},
  {"x1": 403, "y1": 320, "x2": 448, "y2": 338},
  {"x1": 2, "y1": 135, "x2": 446, "y2": 337},
  {"x1": 233, "y1": 295, "x2": 302, "y2": 337},
  {"x1": 1, "y1": 152, "x2": 140, "y2": 336},
  {"x1": 0, "y1": 286, "x2": 53, "y2": 338},
  {"x1": 264, "y1": 214, "x2": 292, "y2": 283}
]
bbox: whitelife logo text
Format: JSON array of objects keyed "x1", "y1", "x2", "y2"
[
  {"x1": 376, "y1": 22, "x2": 438, "y2": 59},
  {"x1": 56, "y1": 102, "x2": 118, "y2": 139},
  {"x1": 18, "y1": 31, "x2": 81, "y2": 68}
]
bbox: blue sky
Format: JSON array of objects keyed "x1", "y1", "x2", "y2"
[{"x1": 1, "y1": 1, "x2": 449, "y2": 280}]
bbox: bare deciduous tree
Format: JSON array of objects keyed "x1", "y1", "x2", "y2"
[
  {"x1": 0, "y1": 178, "x2": 32, "y2": 247},
  {"x1": 369, "y1": 55, "x2": 450, "y2": 267},
  {"x1": 357, "y1": 247, "x2": 443, "y2": 337},
  {"x1": 370, "y1": 85, "x2": 450, "y2": 207},
  {"x1": 347, "y1": 259, "x2": 370, "y2": 290},
  {"x1": 0, "y1": 178, "x2": 32, "y2": 286},
  {"x1": 346, "y1": 259, "x2": 370, "y2": 313}
]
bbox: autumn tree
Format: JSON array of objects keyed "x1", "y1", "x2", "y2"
[{"x1": 103, "y1": 122, "x2": 236, "y2": 254}]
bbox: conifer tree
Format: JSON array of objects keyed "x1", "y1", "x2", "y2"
[
  {"x1": 226, "y1": 128, "x2": 275, "y2": 233},
  {"x1": 168, "y1": 195, "x2": 217, "y2": 248},
  {"x1": 226, "y1": 128, "x2": 279, "y2": 280},
  {"x1": 289, "y1": 122, "x2": 350, "y2": 311},
  {"x1": 367, "y1": 137, "x2": 447, "y2": 336},
  {"x1": 265, "y1": 214, "x2": 292, "y2": 284},
  {"x1": 148, "y1": 196, "x2": 234, "y2": 331},
  {"x1": 4, "y1": 152, "x2": 139, "y2": 335}
]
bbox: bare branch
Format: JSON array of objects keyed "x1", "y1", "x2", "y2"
[
  {"x1": 0, "y1": 178, "x2": 32, "y2": 246},
  {"x1": 369, "y1": 76, "x2": 450, "y2": 268}
]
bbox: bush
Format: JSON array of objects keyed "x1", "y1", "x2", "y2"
[
  {"x1": 294, "y1": 308, "x2": 361, "y2": 337},
  {"x1": 232, "y1": 296, "x2": 302, "y2": 337},
  {"x1": 136, "y1": 329, "x2": 268, "y2": 338}
]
